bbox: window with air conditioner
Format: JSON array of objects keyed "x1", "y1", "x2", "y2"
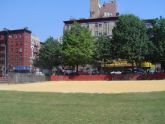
[{"x1": 20, "y1": 48, "x2": 22, "y2": 52}]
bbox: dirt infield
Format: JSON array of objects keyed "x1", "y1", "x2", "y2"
[{"x1": 0, "y1": 80, "x2": 165, "y2": 93}]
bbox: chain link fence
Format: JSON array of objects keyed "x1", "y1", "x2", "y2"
[{"x1": 8, "y1": 72, "x2": 50, "y2": 83}]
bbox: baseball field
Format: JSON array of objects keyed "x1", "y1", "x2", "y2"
[
  {"x1": 0, "y1": 80, "x2": 165, "y2": 124},
  {"x1": 0, "y1": 80, "x2": 165, "y2": 93}
]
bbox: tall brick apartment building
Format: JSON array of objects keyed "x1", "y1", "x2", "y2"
[{"x1": 0, "y1": 28, "x2": 31, "y2": 76}]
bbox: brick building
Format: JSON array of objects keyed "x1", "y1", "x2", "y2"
[
  {"x1": 90, "y1": 0, "x2": 117, "y2": 18},
  {"x1": 0, "y1": 28, "x2": 31, "y2": 76}
]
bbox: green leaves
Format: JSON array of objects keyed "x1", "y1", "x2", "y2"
[
  {"x1": 33, "y1": 37, "x2": 62, "y2": 69},
  {"x1": 94, "y1": 35, "x2": 112, "y2": 62},
  {"x1": 112, "y1": 14, "x2": 150, "y2": 66},
  {"x1": 150, "y1": 18, "x2": 165, "y2": 68},
  {"x1": 62, "y1": 23, "x2": 95, "y2": 67}
]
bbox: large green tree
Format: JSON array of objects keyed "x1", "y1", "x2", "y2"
[
  {"x1": 151, "y1": 18, "x2": 165, "y2": 69},
  {"x1": 94, "y1": 35, "x2": 112, "y2": 63},
  {"x1": 62, "y1": 23, "x2": 95, "y2": 72},
  {"x1": 112, "y1": 14, "x2": 150, "y2": 67},
  {"x1": 33, "y1": 37, "x2": 62, "y2": 69}
]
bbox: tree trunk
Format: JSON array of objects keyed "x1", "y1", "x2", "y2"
[
  {"x1": 76, "y1": 65, "x2": 79, "y2": 74},
  {"x1": 131, "y1": 61, "x2": 134, "y2": 72}
]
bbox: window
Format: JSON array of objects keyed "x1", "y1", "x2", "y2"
[
  {"x1": 66, "y1": 25, "x2": 70, "y2": 29},
  {"x1": 20, "y1": 57, "x2": 22, "y2": 63},
  {"x1": 0, "y1": 35, "x2": 4, "y2": 40},
  {"x1": 15, "y1": 56, "x2": 18, "y2": 61},
  {"x1": 16, "y1": 41, "x2": 18, "y2": 45},
  {"x1": 8, "y1": 35, "x2": 11, "y2": 38},
  {"x1": 99, "y1": 24, "x2": 102, "y2": 27},
  {"x1": 20, "y1": 41, "x2": 22, "y2": 46},
  {"x1": 86, "y1": 24, "x2": 89, "y2": 28},
  {"x1": 10, "y1": 40, "x2": 13, "y2": 44},
  {"x1": 104, "y1": 32, "x2": 107, "y2": 35},
  {"x1": 95, "y1": 23, "x2": 98, "y2": 27},
  {"x1": 110, "y1": 0, "x2": 114, "y2": 3},
  {"x1": 20, "y1": 48, "x2": 22, "y2": 52},
  {"x1": 95, "y1": 31, "x2": 98, "y2": 37},
  {"x1": 16, "y1": 48, "x2": 18, "y2": 53}
]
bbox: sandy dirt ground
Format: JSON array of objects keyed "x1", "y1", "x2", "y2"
[{"x1": 0, "y1": 80, "x2": 165, "y2": 94}]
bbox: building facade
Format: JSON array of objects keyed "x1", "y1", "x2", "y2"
[
  {"x1": 64, "y1": 0, "x2": 153, "y2": 38},
  {"x1": 90, "y1": 0, "x2": 101, "y2": 18},
  {"x1": 64, "y1": 17, "x2": 117, "y2": 37},
  {"x1": 64, "y1": 0, "x2": 118, "y2": 38},
  {"x1": 31, "y1": 35, "x2": 41, "y2": 66},
  {"x1": 0, "y1": 28, "x2": 32, "y2": 76}
]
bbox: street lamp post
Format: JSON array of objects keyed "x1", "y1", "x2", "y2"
[{"x1": 4, "y1": 45, "x2": 6, "y2": 77}]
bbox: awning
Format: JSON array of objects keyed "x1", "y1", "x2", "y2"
[{"x1": 13, "y1": 66, "x2": 32, "y2": 71}]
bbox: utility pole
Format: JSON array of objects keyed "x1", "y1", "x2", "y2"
[{"x1": 3, "y1": 28, "x2": 9, "y2": 78}]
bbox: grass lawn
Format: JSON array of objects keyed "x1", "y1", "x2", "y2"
[{"x1": 0, "y1": 91, "x2": 165, "y2": 124}]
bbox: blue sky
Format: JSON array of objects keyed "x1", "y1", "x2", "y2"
[{"x1": 0, "y1": 0, "x2": 165, "y2": 41}]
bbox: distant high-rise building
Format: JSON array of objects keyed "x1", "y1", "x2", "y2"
[{"x1": 90, "y1": 0, "x2": 117, "y2": 18}]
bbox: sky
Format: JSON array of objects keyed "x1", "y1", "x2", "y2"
[{"x1": 0, "y1": 0, "x2": 165, "y2": 42}]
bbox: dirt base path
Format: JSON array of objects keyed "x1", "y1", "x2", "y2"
[{"x1": 0, "y1": 80, "x2": 165, "y2": 94}]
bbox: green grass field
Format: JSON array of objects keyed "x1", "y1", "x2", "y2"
[{"x1": 0, "y1": 91, "x2": 165, "y2": 124}]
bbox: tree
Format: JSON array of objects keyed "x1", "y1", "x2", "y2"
[
  {"x1": 94, "y1": 34, "x2": 112, "y2": 63},
  {"x1": 151, "y1": 18, "x2": 165, "y2": 69},
  {"x1": 33, "y1": 37, "x2": 62, "y2": 69},
  {"x1": 62, "y1": 23, "x2": 95, "y2": 72},
  {"x1": 112, "y1": 14, "x2": 150, "y2": 67}
]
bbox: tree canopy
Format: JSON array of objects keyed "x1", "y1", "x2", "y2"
[
  {"x1": 62, "y1": 23, "x2": 95, "y2": 71},
  {"x1": 112, "y1": 14, "x2": 150, "y2": 66},
  {"x1": 33, "y1": 37, "x2": 62, "y2": 69},
  {"x1": 94, "y1": 35, "x2": 112, "y2": 62},
  {"x1": 151, "y1": 18, "x2": 165, "y2": 68}
]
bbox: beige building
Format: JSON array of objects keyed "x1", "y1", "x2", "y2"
[
  {"x1": 64, "y1": 17, "x2": 117, "y2": 38},
  {"x1": 64, "y1": 0, "x2": 118, "y2": 38},
  {"x1": 64, "y1": 0, "x2": 153, "y2": 38}
]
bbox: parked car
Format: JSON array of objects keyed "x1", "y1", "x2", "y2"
[
  {"x1": 147, "y1": 69, "x2": 156, "y2": 74},
  {"x1": 122, "y1": 68, "x2": 146, "y2": 74},
  {"x1": 35, "y1": 72, "x2": 44, "y2": 76},
  {"x1": 63, "y1": 68, "x2": 76, "y2": 75},
  {"x1": 133, "y1": 68, "x2": 145, "y2": 74},
  {"x1": 110, "y1": 71, "x2": 122, "y2": 75},
  {"x1": 122, "y1": 69, "x2": 132, "y2": 74}
]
